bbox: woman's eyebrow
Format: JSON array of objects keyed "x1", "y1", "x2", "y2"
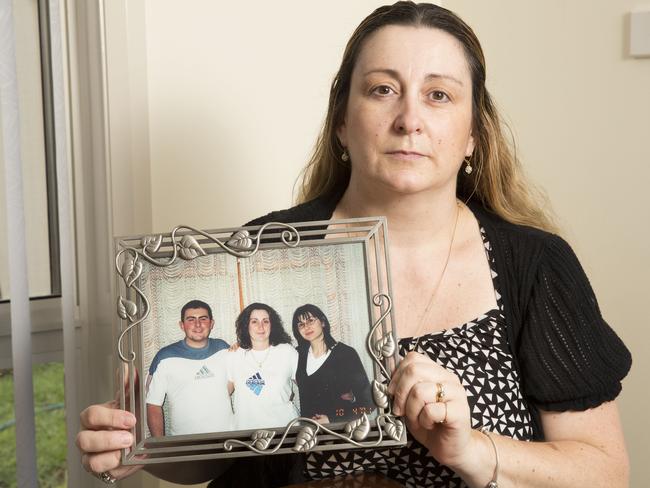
[
  {"x1": 362, "y1": 68, "x2": 400, "y2": 78},
  {"x1": 362, "y1": 68, "x2": 463, "y2": 86},
  {"x1": 425, "y1": 72, "x2": 464, "y2": 86}
]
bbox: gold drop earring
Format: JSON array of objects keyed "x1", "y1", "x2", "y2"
[{"x1": 464, "y1": 156, "x2": 473, "y2": 175}]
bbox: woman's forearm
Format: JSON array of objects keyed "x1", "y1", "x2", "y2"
[{"x1": 451, "y1": 429, "x2": 629, "y2": 488}]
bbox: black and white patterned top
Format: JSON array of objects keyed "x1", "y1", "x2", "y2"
[{"x1": 303, "y1": 228, "x2": 536, "y2": 487}]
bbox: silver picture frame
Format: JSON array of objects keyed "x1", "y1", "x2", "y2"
[{"x1": 114, "y1": 217, "x2": 406, "y2": 465}]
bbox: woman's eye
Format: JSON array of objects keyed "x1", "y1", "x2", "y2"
[
  {"x1": 429, "y1": 90, "x2": 450, "y2": 102},
  {"x1": 371, "y1": 85, "x2": 394, "y2": 96}
]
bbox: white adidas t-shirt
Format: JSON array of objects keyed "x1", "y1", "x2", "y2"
[
  {"x1": 227, "y1": 343, "x2": 299, "y2": 431},
  {"x1": 147, "y1": 339, "x2": 233, "y2": 436}
]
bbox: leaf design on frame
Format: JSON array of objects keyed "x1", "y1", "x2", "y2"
[
  {"x1": 141, "y1": 234, "x2": 163, "y2": 254},
  {"x1": 373, "y1": 333, "x2": 395, "y2": 359},
  {"x1": 117, "y1": 296, "x2": 137, "y2": 321},
  {"x1": 380, "y1": 333, "x2": 395, "y2": 358},
  {"x1": 251, "y1": 430, "x2": 275, "y2": 451},
  {"x1": 120, "y1": 253, "x2": 142, "y2": 287},
  {"x1": 226, "y1": 230, "x2": 253, "y2": 251},
  {"x1": 293, "y1": 426, "x2": 318, "y2": 453},
  {"x1": 178, "y1": 235, "x2": 206, "y2": 260},
  {"x1": 125, "y1": 261, "x2": 142, "y2": 288},
  {"x1": 372, "y1": 380, "x2": 389, "y2": 410},
  {"x1": 383, "y1": 417, "x2": 405, "y2": 442},
  {"x1": 344, "y1": 413, "x2": 370, "y2": 441}
]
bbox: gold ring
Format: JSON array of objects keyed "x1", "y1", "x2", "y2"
[
  {"x1": 435, "y1": 401, "x2": 448, "y2": 424},
  {"x1": 435, "y1": 382, "x2": 446, "y2": 403},
  {"x1": 98, "y1": 472, "x2": 117, "y2": 484}
]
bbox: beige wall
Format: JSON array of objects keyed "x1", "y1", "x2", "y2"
[
  {"x1": 106, "y1": 0, "x2": 649, "y2": 486},
  {"x1": 144, "y1": 0, "x2": 388, "y2": 231}
]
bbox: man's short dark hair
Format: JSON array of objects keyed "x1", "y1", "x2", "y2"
[
  {"x1": 235, "y1": 302, "x2": 292, "y2": 350},
  {"x1": 180, "y1": 300, "x2": 213, "y2": 321}
]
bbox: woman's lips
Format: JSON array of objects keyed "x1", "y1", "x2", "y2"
[{"x1": 386, "y1": 150, "x2": 427, "y2": 160}]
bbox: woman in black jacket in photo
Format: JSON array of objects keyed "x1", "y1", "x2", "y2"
[{"x1": 291, "y1": 304, "x2": 373, "y2": 424}]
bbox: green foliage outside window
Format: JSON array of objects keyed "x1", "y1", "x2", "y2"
[{"x1": 0, "y1": 363, "x2": 67, "y2": 488}]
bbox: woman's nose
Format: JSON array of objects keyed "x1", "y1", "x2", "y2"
[{"x1": 393, "y1": 95, "x2": 423, "y2": 135}]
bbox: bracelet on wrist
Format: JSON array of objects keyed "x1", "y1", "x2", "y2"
[{"x1": 479, "y1": 427, "x2": 499, "y2": 488}]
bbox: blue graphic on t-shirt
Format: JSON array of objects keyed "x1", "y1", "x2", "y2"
[
  {"x1": 149, "y1": 338, "x2": 229, "y2": 375},
  {"x1": 246, "y1": 372, "x2": 265, "y2": 396}
]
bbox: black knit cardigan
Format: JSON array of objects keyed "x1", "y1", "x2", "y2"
[
  {"x1": 211, "y1": 195, "x2": 631, "y2": 487},
  {"x1": 246, "y1": 195, "x2": 631, "y2": 428}
]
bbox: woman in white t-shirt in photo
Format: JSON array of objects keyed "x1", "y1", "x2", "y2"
[{"x1": 227, "y1": 302, "x2": 299, "y2": 431}]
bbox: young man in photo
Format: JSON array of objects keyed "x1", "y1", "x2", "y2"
[{"x1": 146, "y1": 300, "x2": 233, "y2": 436}]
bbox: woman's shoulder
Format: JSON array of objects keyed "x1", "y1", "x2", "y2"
[
  {"x1": 469, "y1": 200, "x2": 571, "y2": 261},
  {"x1": 331, "y1": 341, "x2": 359, "y2": 358},
  {"x1": 228, "y1": 348, "x2": 246, "y2": 359},
  {"x1": 273, "y1": 343, "x2": 298, "y2": 355},
  {"x1": 244, "y1": 196, "x2": 336, "y2": 226},
  {"x1": 470, "y1": 201, "x2": 554, "y2": 240}
]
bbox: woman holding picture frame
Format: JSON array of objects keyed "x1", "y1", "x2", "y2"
[
  {"x1": 77, "y1": 2, "x2": 631, "y2": 487},
  {"x1": 291, "y1": 304, "x2": 373, "y2": 424}
]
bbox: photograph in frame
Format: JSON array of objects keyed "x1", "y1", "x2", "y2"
[{"x1": 114, "y1": 218, "x2": 406, "y2": 464}]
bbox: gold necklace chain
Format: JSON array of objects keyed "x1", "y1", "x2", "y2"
[
  {"x1": 248, "y1": 346, "x2": 272, "y2": 369},
  {"x1": 411, "y1": 201, "x2": 463, "y2": 349}
]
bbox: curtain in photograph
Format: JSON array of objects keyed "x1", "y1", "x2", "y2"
[{"x1": 139, "y1": 254, "x2": 240, "y2": 371}]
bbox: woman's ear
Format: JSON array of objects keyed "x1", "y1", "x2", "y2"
[
  {"x1": 336, "y1": 121, "x2": 348, "y2": 149},
  {"x1": 465, "y1": 130, "x2": 476, "y2": 157}
]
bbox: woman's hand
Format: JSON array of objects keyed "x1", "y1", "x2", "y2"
[
  {"x1": 312, "y1": 414, "x2": 330, "y2": 424},
  {"x1": 76, "y1": 367, "x2": 144, "y2": 482},
  {"x1": 228, "y1": 342, "x2": 240, "y2": 352},
  {"x1": 388, "y1": 351, "x2": 474, "y2": 469},
  {"x1": 340, "y1": 391, "x2": 355, "y2": 402}
]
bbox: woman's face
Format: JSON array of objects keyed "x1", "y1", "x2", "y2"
[
  {"x1": 297, "y1": 313, "x2": 325, "y2": 343},
  {"x1": 337, "y1": 25, "x2": 475, "y2": 197},
  {"x1": 248, "y1": 309, "x2": 271, "y2": 345}
]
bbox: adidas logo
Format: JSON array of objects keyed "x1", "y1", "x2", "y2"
[
  {"x1": 195, "y1": 365, "x2": 214, "y2": 380},
  {"x1": 245, "y1": 372, "x2": 265, "y2": 396}
]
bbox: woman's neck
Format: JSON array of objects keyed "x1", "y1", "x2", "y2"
[
  {"x1": 310, "y1": 338, "x2": 328, "y2": 358},
  {"x1": 251, "y1": 341, "x2": 270, "y2": 351},
  {"x1": 334, "y1": 182, "x2": 460, "y2": 249}
]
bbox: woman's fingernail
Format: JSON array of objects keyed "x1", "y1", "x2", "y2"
[
  {"x1": 393, "y1": 405, "x2": 401, "y2": 416},
  {"x1": 122, "y1": 413, "x2": 136, "y2": 427},
  {"x1": 120, "y1": 432, "x2": 133, "y2": 445}
]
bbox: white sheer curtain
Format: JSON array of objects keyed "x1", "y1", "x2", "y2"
[
  {"x1": 140, "y1": 255, "x2": 241, "y2": 369},
  {"x1": 0, "y1": 1, "x2": 78, "y2": 486},
  {"x1": 0, "y1": 1, "x2": 38, "y2": 486}
]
